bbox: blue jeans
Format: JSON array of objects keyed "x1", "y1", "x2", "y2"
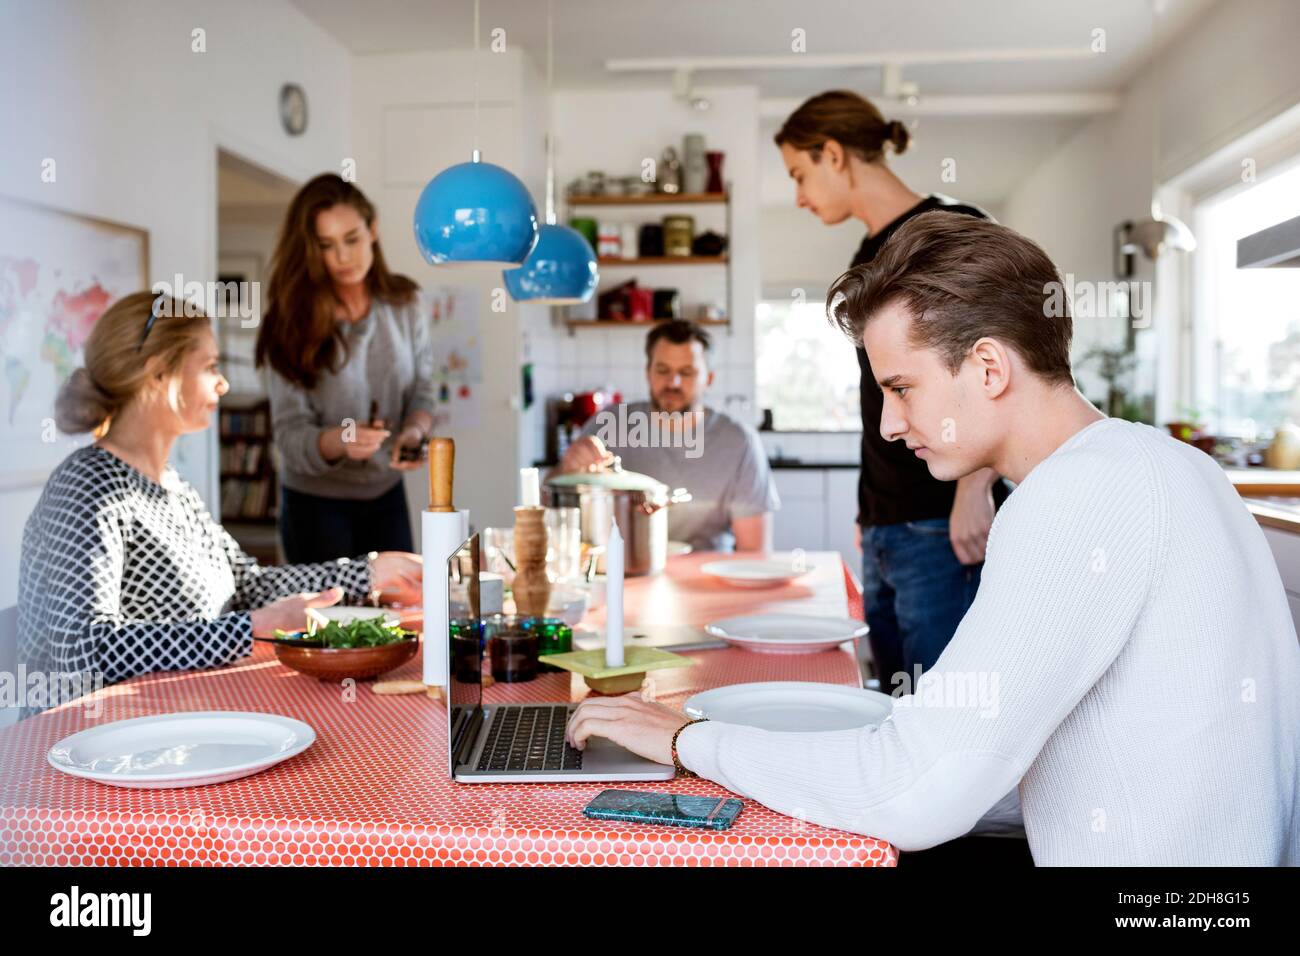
[
  {"x1": 279, "y1": 481, "x2": 414, "y2": 565},
  {"x1": 861, "y1": 518, "x2": 982, "y2": 692}
]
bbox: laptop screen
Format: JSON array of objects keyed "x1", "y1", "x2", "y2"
[{"x1": 446, "y1": 533, "x2": 482, "y2": 776}]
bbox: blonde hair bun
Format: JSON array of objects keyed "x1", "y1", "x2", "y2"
[
  {"x1": 55, "y1": 367, "x2": 116, "y2": 436},
  {"x1": 51, "y1": 290, "x2": 211, "y2": 439}
]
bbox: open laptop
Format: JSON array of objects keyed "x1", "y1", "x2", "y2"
[{"x1": 447, "y1": 533, "x2": 676, "y2": 783}]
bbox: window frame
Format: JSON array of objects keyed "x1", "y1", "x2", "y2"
[
  {"x1": 756, "y1": 282, "x2": 863, "y2": 434},
  {"x1": 1157, "y1": 102, "x2": 1300, "y2": 433}
]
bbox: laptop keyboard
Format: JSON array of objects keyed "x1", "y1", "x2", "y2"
[{"x1": 476, "y1": 704, "x2": 584, "y2": 772}]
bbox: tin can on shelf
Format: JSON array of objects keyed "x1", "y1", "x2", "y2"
[
  {"x1": 597, "y1": 222, "x2": 622, "y2": 258},
  {"x1": 663, "y1": 215, "x2": 694, "y2": 257}
]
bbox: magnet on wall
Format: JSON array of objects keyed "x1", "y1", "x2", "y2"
[
  {"x1": 439, "y1": 382, "x2": 451, "y2": 403},
  {"x1": 521, "y1": 362, "x2": 534, "y2": 411}
]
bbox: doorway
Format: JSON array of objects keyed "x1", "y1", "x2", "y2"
[{"x1": 215, "y1": 149, "x2": 297, "y2": 564}]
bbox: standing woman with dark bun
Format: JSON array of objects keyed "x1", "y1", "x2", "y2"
[
  {"x1": 257, "y1": 173, "x2": 436, "y2": 564},
  {"x1": 774, "y1": 91, "x2": 1008, "y2": 691}
]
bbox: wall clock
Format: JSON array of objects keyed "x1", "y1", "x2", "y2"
[{"x1": 279, "y1": 83, "x2": 308, "y2": 137}]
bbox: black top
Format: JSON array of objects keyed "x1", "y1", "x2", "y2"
[{"x1": 850, "y1": 194, "x2": 1008, "y2": 526}]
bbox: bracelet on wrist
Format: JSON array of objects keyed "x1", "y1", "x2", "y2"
[{"x1": 671, "y1": 718, "x2": 708, "y2": 777}]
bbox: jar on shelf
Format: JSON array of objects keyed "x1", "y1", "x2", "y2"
[
  {"x1": 597, "y1": 222, "x2": 622, "y2": 258},
  {"x1": 663, "y1": 215, "x2": 694, "y2": 257}
]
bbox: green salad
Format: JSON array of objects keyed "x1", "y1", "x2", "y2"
[{"x1": 275, "y1": 616, "x2": 416, "y2": 649}]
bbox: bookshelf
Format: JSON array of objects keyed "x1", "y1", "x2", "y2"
[{"x1": 218, "y1": 397, "x2": 277, "y2": 527}]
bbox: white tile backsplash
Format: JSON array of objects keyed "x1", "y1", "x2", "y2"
[
  {"x1": 538, "y1": 319, "x2": 769, "y2": 448},
  {"x1": 609, "y1": 365, "x2": 647, "y2": 401},
  {"x1": 708, "y1": 330, "x2": 732, "y2": 366}
]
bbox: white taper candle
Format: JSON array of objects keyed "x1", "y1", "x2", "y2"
[
  {"x1": 604, "y1": 516, "x2": 625, "y2": 667},
  {"x1": 519, "y1": 467, "x2": 540, "y2": 507}
]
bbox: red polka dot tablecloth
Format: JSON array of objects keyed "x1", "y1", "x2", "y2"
[{"x1": 0, "y1": 553, "x2": 894, "y2": 867}]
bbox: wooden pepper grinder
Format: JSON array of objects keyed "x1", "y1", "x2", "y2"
[
  {"x1": 511, "y1": 506, "x2": 551, "y2": 617},
  {"x1": 427, "y1": 437, "x2": 455, "y2": 513}
]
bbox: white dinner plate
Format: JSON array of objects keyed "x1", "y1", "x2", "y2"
[
  {"x1": 699, "y1": 558, "x2": 816, "y2": 589},
  {"x1": 47, "y1": 711, "x2": 316, "y2": 789},
  {"x1": 704, "y1": 614, "x2": 868, "y2": 654},
  {"x1": 684, "y1": 682, "x2": 893, "y2": 732}
]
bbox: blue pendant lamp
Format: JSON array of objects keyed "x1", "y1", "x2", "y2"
[
  {"x1": 412, "y1": 0, "x2": 539, "y2": 268},
  {"x1": 415, "y1": 155, "x2": 539, "y2": 266},
  {"x1": 503, "y1": 0, "x2": 599, "y2": 303},
  {"x1": 504, "y1": 222, "x2": 599, "y2": 302}
]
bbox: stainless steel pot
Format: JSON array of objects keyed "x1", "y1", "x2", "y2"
[{"x1": 543, "y1": 459, "x2": 690, "y2": 576}]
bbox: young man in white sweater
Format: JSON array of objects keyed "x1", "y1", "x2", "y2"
[{"x1": 566, "y1": 211, "x2": 1300, "y2": 866}]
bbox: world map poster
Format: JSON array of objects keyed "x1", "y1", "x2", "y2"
[{"x1": 0, "y1": 197, "x2": 148, "y2": 486}]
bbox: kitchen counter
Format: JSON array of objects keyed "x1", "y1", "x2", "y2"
[
  {"x1": 1228, "y1": 468, "x2": 1300, "y2": 533},
  {"x1": 1226, "y1": 468, "x2": 1300, "y2": 497},
  {"x1": 769, "y1": 459, "x2": 857, "y2": 470},
  {"x1": 1243, "y1": 496, "x2": 1300, "y2": 535}
]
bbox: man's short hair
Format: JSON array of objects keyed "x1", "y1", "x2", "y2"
[
  {"x1": 826, "y1": 211, "x2": 1074, "y2": 386},
  {"x1": 645, "y1": 319, "x2": 712, "y2": 364}
]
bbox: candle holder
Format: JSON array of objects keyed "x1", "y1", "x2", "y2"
[{"x1": 537, "y1": 646, "x2": 692, "y2": 695}]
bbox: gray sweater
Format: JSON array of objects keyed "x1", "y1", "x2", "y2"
[{"x1": 267, "y1": 293, "x2": 437, "y2": 500}]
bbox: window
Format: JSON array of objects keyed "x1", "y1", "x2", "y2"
[
  {"x1": 1193, "y1": 159, "x2": 1300, "y2": 438},
  {"x1": 755, "y1": 293, "x2": 861, "y2": 431}
]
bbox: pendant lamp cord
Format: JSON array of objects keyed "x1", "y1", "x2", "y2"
[
  {"x1": 472, "y1": 0, "x2": 481, "y2": 161},
  {"x1": 544, "y1": 0, "x2": 556, "y2": 224},
  {"x1": 1149, "y1": 0, "x2": 1162, "y2": 219}
]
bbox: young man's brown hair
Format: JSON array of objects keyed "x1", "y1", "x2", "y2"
[{"x1": 826, "y1": 210, "x2": 1075, "y2": 386}]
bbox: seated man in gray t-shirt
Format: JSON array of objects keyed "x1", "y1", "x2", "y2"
[{"x1": 558, "y1": 320, "x2": 779, "y2": 553}]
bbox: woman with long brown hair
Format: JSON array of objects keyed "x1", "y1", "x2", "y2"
[
  {"x1": 17, "y1": 291, "x2": 421, "y2": 711},
  {"x1": 257, "y1": 173, "x2": 436, "y2": 563}
]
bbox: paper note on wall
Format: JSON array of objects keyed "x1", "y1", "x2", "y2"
[{"x1": 427, "y1": 287, "x2": 482, "y2": 431}]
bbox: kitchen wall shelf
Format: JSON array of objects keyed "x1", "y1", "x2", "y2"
[
  {"x1": 562, "y1": 183, "x2": 732, "y2": 337},
  {"x1": 569, "y1": 317, "x2": 733, "y2": 329},
  {"x1": 597, "y1": 255, "x2": 727, "y2": 266},
  {"x1": 568, "y1": 192, "x2": 728, "y2": 206},
  {"x1": 565, "y1": 317, "x2": 729, "y2": 334}
]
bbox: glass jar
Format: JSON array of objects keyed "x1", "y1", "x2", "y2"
[
  {"x1": 533, "y1": 617, "x2": 573, "y2": 671},
  {"x1": 488, "y1": 617, "x2": 539, "y2": 683},
  {"x1": 450, "y1": 618, "x2": 483, "y2": 684}
]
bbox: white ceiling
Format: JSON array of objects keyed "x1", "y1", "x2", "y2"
[
  {"x1": 291, "y1": 0, "x2": 1221, "y2": 207},
  {"x1": 292, "y1": 0, "x2": 1217, "y2": 93}
]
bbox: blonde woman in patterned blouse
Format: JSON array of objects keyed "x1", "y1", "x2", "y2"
[{"x1": 17, "y1": 291, "x2": 423, "y2": 705}]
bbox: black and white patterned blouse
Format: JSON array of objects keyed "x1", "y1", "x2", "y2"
[{"x1": 18, "y1": 445, "x2": 372, "y2": 696}]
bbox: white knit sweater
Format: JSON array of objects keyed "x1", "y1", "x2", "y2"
[{"x1": 679, "y1": 418, "x2": 1300, "y2": 865}]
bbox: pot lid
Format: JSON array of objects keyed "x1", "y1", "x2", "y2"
[{"x1": 546, "y1": 457, "x2": 665, "y2": 492}]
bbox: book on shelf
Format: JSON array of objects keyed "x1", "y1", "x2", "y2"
[
  {"x1": 220, "y1": 407, "x2": 270, "y2": 438},
  {"x1": 221, "y1": 477, "x2": 275, "y2": 522},
  {"x1": 221, "y1": 440, "x2": 264, "y2": 475}
]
